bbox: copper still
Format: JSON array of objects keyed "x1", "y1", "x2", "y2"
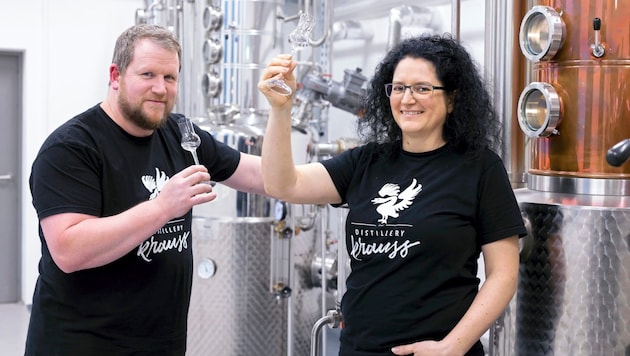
[
  {"x1": 490, "y1": 1, "x2": 630, "y2": 355},
  {"x1": 519, "y1": 1, "x2": 630, "y2": 179}
]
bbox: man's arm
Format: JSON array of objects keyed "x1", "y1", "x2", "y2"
[{"x1": 41, "y1": 165, "x2": 214, "y2": 273}]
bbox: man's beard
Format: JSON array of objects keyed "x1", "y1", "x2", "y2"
[{"x1": 118, "y1": 95, "x2": 170, "y2": 131}]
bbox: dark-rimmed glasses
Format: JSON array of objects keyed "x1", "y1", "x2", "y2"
[{"x1": 385, "y1": 83, "x2": 445, "y2": 98}]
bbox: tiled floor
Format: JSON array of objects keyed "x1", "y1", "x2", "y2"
[{"x1": 0, "y1": 303, "x2": 30, "y2": 356}]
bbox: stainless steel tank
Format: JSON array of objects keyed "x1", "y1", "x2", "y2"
[
  {"x1": 492, "y1": 191, "x2": 630, "y2": 355},
  {"x1": 186, "y1": 213, "x2": 334, "y2": 356},
  {"x1": 187, "y1": 216, "x2": 284, "y2": 356},
  {"x1": 489, "y1": 1, "x2": 630, "y2": 355},
  {"x1": 192, "y1": 106, "x2": 269, "y2": 219},
  {"x1": 186, "y1": 108, "x2": 326, "y2": 356}
]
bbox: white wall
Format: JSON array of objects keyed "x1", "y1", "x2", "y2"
[
  {"x1": 3, "y1": 0, "x2": 486, "y2": 305},
  {"x1": 0, "y1": 0, "x2": 143, "y2": 304}
]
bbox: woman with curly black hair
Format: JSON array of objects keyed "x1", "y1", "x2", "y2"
[
  {"x1": 360, "y1": 34, "x2": 502, "y2": 160},
  {"x1": 259, "y1": 34, "x2": 526, "y2": 356}
]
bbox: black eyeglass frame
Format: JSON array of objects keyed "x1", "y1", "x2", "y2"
[{"x1": 384, "y1": 83, "x2": 446, "y2": 97}]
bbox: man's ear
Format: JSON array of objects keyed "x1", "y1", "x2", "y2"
[{"x1": 109, "y1": 64, "x2": 121, "y2": 90}]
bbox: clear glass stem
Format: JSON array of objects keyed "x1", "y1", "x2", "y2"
[
  {"x1": 190, "y1": 151, "x2": 200, "y2": 165},
  {"x1": 189, "y1": 150, "x2": 215, "y2": 186}
]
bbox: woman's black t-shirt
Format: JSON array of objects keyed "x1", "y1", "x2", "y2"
[{"x1": 321, "y1": 142, "x2": 526, "y2": 356}]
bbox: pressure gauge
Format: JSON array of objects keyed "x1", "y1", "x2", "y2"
[
  {"x1": 274, "y1": 200, "x2": 288, "y2": 221},
  {"x1": 197, "y1": 258, "x2": 217, "y2": 279}
]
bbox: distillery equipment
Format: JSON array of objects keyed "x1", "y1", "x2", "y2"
[
  {"x1": 488, "y1": 1, "x2": 630, "y2": 355},
  {"x1": 134, "y1": 0, "x2": 369, "y2": 354},
  {"x1": 129, "y1": 0, "x2": 630, "y2": 355},
  {"x1": 133, "y1": 0, "x2": 461, "y2": 354}
]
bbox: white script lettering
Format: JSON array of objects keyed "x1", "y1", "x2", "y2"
[
  {"x1": 350, "y1": 235, "x2": 421, "y2": 261},
  {"x1": 137, "y1": 231, "x2": 190, "y2": 262}
]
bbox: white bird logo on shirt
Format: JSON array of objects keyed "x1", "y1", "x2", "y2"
[
  {"x1": 371, "y1": 179, "x2": 423, "y2": 224},
  {"x1": 141, "y1": 167, "x2": 170, "y2": 200}
]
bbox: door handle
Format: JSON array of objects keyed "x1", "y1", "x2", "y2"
[{"x1": 0, "y1": 174, "x2": 12, "y2": 180}]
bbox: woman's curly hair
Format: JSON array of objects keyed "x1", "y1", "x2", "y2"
[{"x1": 358, "y1": 33, "x2": 502, "y2": 159}]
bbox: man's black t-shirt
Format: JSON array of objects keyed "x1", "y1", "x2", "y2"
[
  {"x1": 321, "y1": 142, "x2": 526, "y2": 356},
  {"x1": 26, "y1": 104, "x2": 240, "y2": 355}
]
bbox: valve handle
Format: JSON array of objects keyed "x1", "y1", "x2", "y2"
[{"x1": 606, "y1": 139, "x2": 630, "y2": 167}]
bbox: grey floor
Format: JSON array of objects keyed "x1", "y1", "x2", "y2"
[
  {"x1": 2, "y1": 303, "x2": 488, "y2": 355},
  {"x1": 0, "y1": 303, "x2": 30, "y2": 356},
  {"x1": 0, "y1": 302, "x2": 340, "y2": 356}
]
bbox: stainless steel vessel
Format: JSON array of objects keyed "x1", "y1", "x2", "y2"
[
  {"x1": 493, "y1": 191, "x2": 630, "y2": 355},
  {"x1": 187, "y1": 217, "x2": 285, "y2": 355}
]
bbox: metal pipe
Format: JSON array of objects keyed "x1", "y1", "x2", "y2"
[
  {"x1": 386, "y1": 7, "x2": 405, "y2": 52},
  {"x1": 335, "y1": 207, "x2": 349, "y2": 332},
  {"x1": 386, "y1": 5, "x2": 441, "y2": 52},
  {"x1": 484, "y1": 0, "x2": 528, "y2": 186},
  {"x1": 310, "y1": 315, "x2": 331, "y2": 356},
  {"x1": 310, "y1": 309, "x2": 342, "y2": 356},
  {"x1": 331, "y1": 20, "x2": 374, "y2": 42},
  {"x1": 451, "y1": 0, "x2": 460, "y2": 39},
  {"x1": 305, "y1": 0, "x2": 331, "y2": 47},
  {"x1": 334, "y1": 0, "x2": 465, "y2": 21},
  {"x1": 318, "y1": 205, "x2": 329, "y2": 354}
]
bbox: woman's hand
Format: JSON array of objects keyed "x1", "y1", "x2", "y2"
[
  {"x1": 257, "y1": 54, "x2": 297, "y2": 108},
  {"x1": 391, "y1": 340, "x2": 459, "y2": 356}
]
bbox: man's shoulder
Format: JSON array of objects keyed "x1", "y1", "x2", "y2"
[{"x1": 40, "y1": 105, "x2": 102, "y2": 144}]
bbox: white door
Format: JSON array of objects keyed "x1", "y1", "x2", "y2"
[{"x1": 0, "y1": 51, "x2": 22, "y2": 302}]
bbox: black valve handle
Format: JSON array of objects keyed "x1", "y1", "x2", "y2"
[{"x1": 606, "y1": 139, "x2": 630, "y2": 167}]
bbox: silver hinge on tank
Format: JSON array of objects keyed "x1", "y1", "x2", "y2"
[{"x1": 590, "y1": 17, "x2": 605, "y2": 58}]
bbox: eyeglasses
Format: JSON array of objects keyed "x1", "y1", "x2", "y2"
[{"x1": 384, "y1": 83, "x2": 445, "y2": 98}]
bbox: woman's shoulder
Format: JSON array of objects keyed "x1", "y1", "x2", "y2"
[
  {"x1": 480, "y1": 147, "x2": 505, "y2": 167},
  {"x1": 458, "y1": 146, "x2": 504, "y2": 166}
]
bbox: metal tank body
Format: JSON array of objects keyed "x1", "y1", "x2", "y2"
[
  {"x1": 490, "y1": 1, "x2": 630, "y2": 355},
  {"x1": 192, "y1": 108, "x2": 269, "y2": 219},
  {"x1": 187, "y1": 212, "x2": 331, "y2": 355},
  {"x1": 501, "y1": 191, "x2": 630, "y2": 355},
  {"x1": 184, "y1": 100, "x2": 344, "y2": 356},
  {"x1": 187, "y1": 216, "x2": 285, "y2": 356},
  {"x1": 186, "y1": 110, "x2": 325, "y2": 356}
]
